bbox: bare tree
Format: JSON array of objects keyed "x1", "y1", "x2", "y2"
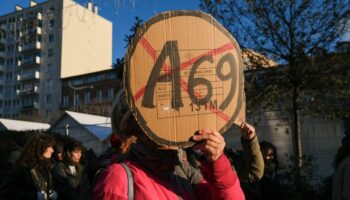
[{"x1": 201, "y1": 0, "x2": 350, "y2": 196}]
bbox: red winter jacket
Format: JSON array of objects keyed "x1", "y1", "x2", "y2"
[{"x1": 92, "y1": 154, "x2": 245, "y2": 200}]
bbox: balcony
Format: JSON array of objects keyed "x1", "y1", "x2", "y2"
[
  {"x1": 0, "y1": 38, "x2": 6, "y2": 45},
  {"x1": 17, "y1": 86, "x2": 39, "y2": 95},
  {"x1": 18, "y1": 56, "x2": 41, "y2": 67},
  {"x1": 37, "y1": 13, "x2": 42, "y2": 21},
  {"x1": 32, "y1": 27, "x2": 42, "y2": 35},
  {"x1": 17, "y1": 71, "x2": 40, "y2": 81},
  {"x1": 0, "y1": 51, "x2": 5, "y2": 58},
  {"x1": 0, "y1": 24, "x2": 6, "y2": 31},
  {"x1": 19, "y1": 27, "x2": 42, "y2": 37},
  {"x1": 21, "y1": 101, "x2": 39, "y2": 110},
  {"x1": 0, "y1": 78, "x2": 5, "y2": 85},
  {"x1": 18, "y1": 41, "x2": 41, "y2": 53},
  {"x1": 23, "y1": 12, "x2": 42, "y2": 21}
]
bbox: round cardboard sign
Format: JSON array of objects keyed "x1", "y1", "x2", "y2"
[{"x1": 124, "y1": 10, "x2": 245, "y2": 147}]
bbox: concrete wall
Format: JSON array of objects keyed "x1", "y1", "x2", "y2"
[
  {"x1": 300, "y1": 116, "x2": 343, "y2": 180},
  {"x1": 60, "y1": 0, "x2": 112, "y2": 78},
  {"x1": 224, "y1": 110, "x2": 344, "y2": 182}
]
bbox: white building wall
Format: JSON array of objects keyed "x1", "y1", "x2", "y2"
[
  {"x1": 0, "y1": 0, "x2": 113, "y2": 118},
  {"x1": 60, "y1": 0, "x2": 112, "y2": 78}
]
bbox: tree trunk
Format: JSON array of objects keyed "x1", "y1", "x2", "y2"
[{"x1": 292, "y1": 84, "x2": 302, "y2": 199}]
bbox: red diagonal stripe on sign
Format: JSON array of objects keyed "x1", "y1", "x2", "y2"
[
  {"x1": 179, "y1": 43, "x2": 234, "y2": 70},
  {"x1": 135, "y1": 37, "x2": 234, "y2": 102},
  {"x1": 133, "y1": 37, "x2": 233, "y2": 122},
  {"x1": 140, "y1": 37, "x2": 171, "y2": 74}
]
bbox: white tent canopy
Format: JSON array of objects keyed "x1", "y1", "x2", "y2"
[
  {"x1": 65, "y1": 111, "x2": 112, "y2": 141},
  {"x1": 0, "y1": 118, "x2": 50, "y2": 131}
]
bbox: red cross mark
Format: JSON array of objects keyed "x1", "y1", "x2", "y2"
[{"x1": 131, "y1": 37, "x2": 236, "y2": 122}]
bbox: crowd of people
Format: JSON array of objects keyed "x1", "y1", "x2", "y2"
[
  {"x1": 0, "y1": 89, "x2": 348, "y2": 200},
  {"x1": 0, "y1": 134, "x2": 84, "y2": 200}
]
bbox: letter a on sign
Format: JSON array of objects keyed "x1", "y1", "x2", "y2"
[{"x1": 124, "y1": 10, "x2": 245, "y2": 147}]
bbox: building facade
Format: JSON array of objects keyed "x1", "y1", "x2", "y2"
[
  {"x1": 0, "y1": 0, "x2": 112, "y2": 119},
  {"x1": 60, "y1": 68, "x2": 121, "y2": 116}
]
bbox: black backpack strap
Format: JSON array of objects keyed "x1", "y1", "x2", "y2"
[{"x1": 121, "y1": 162, "x2": 134, "y2": 200}]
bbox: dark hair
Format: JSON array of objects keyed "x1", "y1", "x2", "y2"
[
  {"x1": 54, "y1": 143, "x2": 64, "y2": 153},
  {"x1": 334, "y1": 135, "x2": 350, "y2": 168},
  {"x1": 111, "y1": 89, "x2": 160, "y2": 148},
  {"x1": 111, "y1": 90, "x2": 143, "y2": 140},
  {"x1": 65, "y1": 140, "x2": 83, "y2": 153},
  {"x1": 260, "y1": 141, "x2": 279, "y2": 168},
  {"x1": 16, "y1": 133, "x2": 55, "y2": 168}
]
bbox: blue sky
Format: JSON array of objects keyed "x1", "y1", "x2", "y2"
[{"x1": 0, "y1": 0, "x2": 201, "y2": 63}]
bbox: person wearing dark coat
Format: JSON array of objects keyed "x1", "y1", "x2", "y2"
[
  {"x1": 259, "y1": 141, "x2": 281, "y2": 200},
  {"x1": 53, "y1": 140, "x2": 84, "y2": 200},
  {"x1": 333, "y1": 132, "x2": 350, "y2": 200},
  {"x1": 0, "y1": 133, "x2": 57, "y2": 200},
  {"x1": 224, "y1": 123, "x2": 264, "y2": 200}
]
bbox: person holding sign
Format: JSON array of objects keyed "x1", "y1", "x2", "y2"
[
  {"x1": 92, "y1": 90, "x2": 245, "y2": 200},
  {"x1": 94, "y1": 10, "x2": 248, "y2": 200}
]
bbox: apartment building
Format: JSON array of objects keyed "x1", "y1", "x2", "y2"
[
  {"x1": 0, "y1": 0, "x2": 112, "y2": 118},
  {"x1": 60, "y1": 68, "x2": 121, "y2": 116}
]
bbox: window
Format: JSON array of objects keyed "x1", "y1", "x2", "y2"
[
  {"x1": 97, "y1": 90, "x2": 103, "y2": 101},
  {"x1": 72, "y1": 79, "x2": 83, "y2": 86},
  {"x1": 48, "y1": 49, "x2": 53, "y2": 57},
  {"x1": 46, "y1": 94, "x2": 52, "y2": 104},
  {"x1": 49, "y1": 34, "x2": 54, "y2": 42},
  {"x1": 46, "y1": 110, "x2": 51, "y2": 117},
  {"x1": 75, "y1": 93, "x2": 80, "y2": 105},
  {"x1": 46, "y1": 79, "x2": 53, "y2": 88},
  {"x1": 23, "y1": 55, "x2": 32, "y2": 63},
  {"x1": 13, "y1": 86, "x2": 17, "y2": 96},
  {"x1": 5, "y1": 73, "x2": 12, "y2": 84},
  {"x1": 108, "y1": 72, "x2": 117, "y2": 79},
  {"x1": 63, "y1": 95, "x2": 69, "y2": 106},
  {"x1": 47, "y1": 64, "x2": 52, "y2": 72},
  {"x1": 4, "y1": 101, "x2": 11, "y2": 108},
  {"x1": 84, "y1": 91, "x2": 91, "y2": 103},
  {"x1": 108, "y1": 88, "x2": 114, "y2": 100},
  {"x1": 49, "y1": 19, "x2": 54, "y2": 28}
]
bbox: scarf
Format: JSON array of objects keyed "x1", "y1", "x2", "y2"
[{"x1": 125, "y1": 143, "x2": 199, "y2": 199}]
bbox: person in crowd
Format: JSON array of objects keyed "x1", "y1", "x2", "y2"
[
  {"x1": 259, "y1": 141, "x2": 281, "y2": 200},
  {"x1": 224, "y1": 122, "x2": 264, "y2": 200},
  {"x1": 53, "y1": 140, "x2": 84, "y2": 200},
  {"x1": 92, "y1": 89, "x2": 245, "y2": 200},
  {"x1": 99, "y1": 133, "x2": 136, "y2": 164},
  {"x1": 332, "y1": 130, "x2": 350, "y2": 200},
  {"x1": 4, "y1": 149, "x2": 22, "y2": 175},
  {"x1": 52, "y1": 143, "x2": 64, "y2": 164},
  {"x1": 92, "y1": 132, "x2": 137, "y2": 181},
  {"x1": 0, "y1": 133, "x2": 57, "y2": 200}
]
